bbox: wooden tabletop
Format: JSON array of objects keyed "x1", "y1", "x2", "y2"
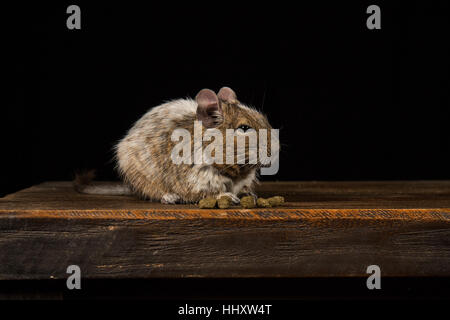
[
  {"x1": 1, "y1": 180, "x2": 450, "y2": 214},
  {"x1": 1, "y1": 181, "x2": 450, "y2": 280}
]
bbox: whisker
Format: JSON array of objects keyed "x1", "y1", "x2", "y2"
[{"x1": 261, "y1": 83, "x2": 267, "y2": 112}]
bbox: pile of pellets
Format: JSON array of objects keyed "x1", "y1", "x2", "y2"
[{"x1": 198, "y1": 195, "x2": 284, "y2": 209}]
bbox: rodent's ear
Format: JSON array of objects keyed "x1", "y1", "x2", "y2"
[
  {"x1": 196, "y1": 89, "x2": 223, "y2": 128},
  {"x1": 217, "y1": 87, "x2": 237, "y2": 103}
]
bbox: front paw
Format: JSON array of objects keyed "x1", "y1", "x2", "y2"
[
  {"x1": 216, "y1": 192, "x2": 240, "y2": 204},
  {"x1": 161, "y1": 193, "x2": 182, "y2": 204},
  {"x1": 238, "y1": 190, "x2": 257, "y2": 199}
]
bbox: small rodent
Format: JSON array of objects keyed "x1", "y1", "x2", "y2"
[{"x1": 75, "y1": 87, "x2": 274, "y2": 204}]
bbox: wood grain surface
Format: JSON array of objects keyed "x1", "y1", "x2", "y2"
[{"x1": 1, "y1": 181, "x2": 450, "y2": 280}]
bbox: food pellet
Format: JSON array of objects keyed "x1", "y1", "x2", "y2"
[
  {"x1": 256, "y1": 198, "x2": 271, "y2": 208},
  {"x1": 240, "y1": 195, "x2": 256, "y2": 208},
  {"x1": 267, "y1": 196, "x2": 285, "y2": 207},
  {"x1": 217, "y1": 196, "x2": 232, "y2": 209},
  {"x1": 198, "y1": 197, "x2": 217, "y2": 209}
]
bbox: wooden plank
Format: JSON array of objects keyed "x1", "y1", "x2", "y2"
[
  {"x1": 2, "y1": 181, "x2": 450, "y2": 210},
  {"x1": 0, "y1": 181, "x2": 450, "y2": 280}
]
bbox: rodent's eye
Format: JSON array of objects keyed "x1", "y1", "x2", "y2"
[{"x1": 237, "y1": 125, "x2": 252, "y2": 132}]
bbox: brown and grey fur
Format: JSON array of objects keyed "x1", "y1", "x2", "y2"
[{"x1": 78, "y1": 87, "x2": 273, "y2": 204}]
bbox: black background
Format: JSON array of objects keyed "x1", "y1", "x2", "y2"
[{"x1": 3, "y1": 1, "x2": 449, "y2": 197}]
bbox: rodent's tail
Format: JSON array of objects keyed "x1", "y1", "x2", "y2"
[{"x1": 73, "y1": 170, "x2": 133, "y2": 196}]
